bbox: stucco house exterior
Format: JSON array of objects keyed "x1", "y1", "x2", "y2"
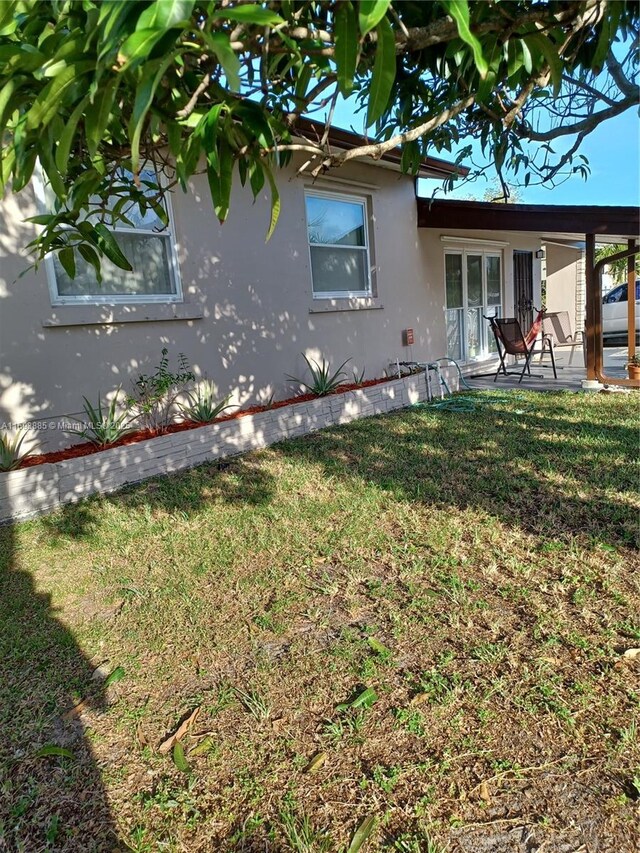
[{"x1": 2, "y1": 123, "x2": 630, "y2": 456}]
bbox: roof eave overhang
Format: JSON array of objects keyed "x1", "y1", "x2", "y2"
[
  {"x1": 417, "y1": 198, "x2": 640, "y2": 238},
  {"x1": 292, "y1": 118, "x2": 467, "y2": 181}
]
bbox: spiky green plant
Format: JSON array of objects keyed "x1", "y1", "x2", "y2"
[
  {"x1": 0, "y1": 430, "x2": 33, "y2": 471},
  {"x1": 287, "y1": 354, "x2": 350, "y2": 396},
  {"x1": 66, "y1": 391, "x2": 132, "y2": 447},
  {"x1": 180, "y1": 383, "x2": 232, "y2": 424},
  {"x1": 352, "y1": 366, "x2": 366, "y2": 386}
]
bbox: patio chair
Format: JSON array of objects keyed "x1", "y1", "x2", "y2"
[
  {"x1": 488, "y1": 315, "x2": 557, "y2": 383},
  {"x1": 542, "y1": 311, "x2": 584, "y2": 365}
]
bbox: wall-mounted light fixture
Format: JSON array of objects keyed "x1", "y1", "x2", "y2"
[{"x1": 535, "y1": 249, "x2": 545, "y2": 259}]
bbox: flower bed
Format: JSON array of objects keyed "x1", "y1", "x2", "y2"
[
  {"x1": 19, "y1": 373, "x2": 407, "y2": 469},
  {"x1": 0, "y1": 371, "x2": 427, "y2": 524}
]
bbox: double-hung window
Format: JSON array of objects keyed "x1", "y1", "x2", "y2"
[
  {"x1": 445, "y1": 250, "x2": 502, "y2": 361},
  {"x1": 47, "y1": 169, "x2": 182, "y2": 305},
  {"x1": 305, "y1": 190, "x2": 371, "y2": 298}
]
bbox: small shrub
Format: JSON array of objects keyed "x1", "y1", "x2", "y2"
[
  {"x1": 127, "y1": 348, "x2": 194, "y2": 432},
  {"x1": 180, "y1": 382, "x2": 232, "y2": 424},
  {"x1": 353, "y1": 366, "x2": 366, "y2": 386},
  {"x1": 0, "y1": 430, "x2": 33, "y2": 471},
  {"x1": 67, "y1": 390, "x2": 132, "y2": 447},
  {"x1": 287, "y1": 354, "x2": 350, "y2": 396}
]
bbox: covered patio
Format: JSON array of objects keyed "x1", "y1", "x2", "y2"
[
  {"x1": 465, "y1": 345, "x2": 628, "y2": 392},
  {"x1": 417, "y1": 199, "x2": 640, "y2": 390}
]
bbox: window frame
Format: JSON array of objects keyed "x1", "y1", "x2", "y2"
[
  {"x1": 37, "y1": 171, "x2": 184, "y2": 307},
  {"x1": 603, "y1": 284, "x2": 627, "y2": 304},
  {"x1": 304, "y1": 189, "x2": 372, "y2": 300},
  {"x1": 444, "y1": 248, "x2": 503, "y2": 363}
]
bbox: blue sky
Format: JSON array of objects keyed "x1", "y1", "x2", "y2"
[{"x1": 328, "y1": 98, "x2": 639, "y2": 207}]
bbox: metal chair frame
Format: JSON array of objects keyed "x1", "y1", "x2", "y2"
[{"x1": 487, "y1": 316, "x2": 557, "y2": 383}]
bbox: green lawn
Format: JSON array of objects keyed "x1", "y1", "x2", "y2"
[{"x1": 1, "y1": 391, "x2": 639, "y2": 853}]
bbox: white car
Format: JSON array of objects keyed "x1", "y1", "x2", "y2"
[{"x1": 602, "y1": 281, "x2": 640, "y2": 340}]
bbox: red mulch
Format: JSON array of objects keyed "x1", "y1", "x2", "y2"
[{"x1": 18, "y1": 375, "x2": 398, "y2": 470}]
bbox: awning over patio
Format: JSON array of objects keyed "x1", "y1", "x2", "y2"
[{"x1": 417, "y1": 198, "x2": 640, "y2": 387}]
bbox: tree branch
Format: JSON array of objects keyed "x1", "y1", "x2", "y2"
[
  {"x1": 397, "y1": 1, "x2": 589, "y2": 53},
  {"x1": 176, "y1": 75, "x2": 211, "y2": 119},
  {"x1": 331, "y1": 96, "x2": 475, "y2": 166},
  {"x1": 520, "y1": 93, "x2": 639, "y2": 141},
  {"x1": 561, "y1": 73, "x2": 619, "y2": 107},
  {"x1": 605, "y1": 51, "x2": 638, "y2": 98}
]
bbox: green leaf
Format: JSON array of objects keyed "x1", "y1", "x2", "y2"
[
  {"x1": 335, "y1": 1, "x2": 358, "y2": 96},
  {"x1": 207, "y1": 139, "x2": 234, "y2": 223},
  {"x1": 0, "y1": 79, "x2": 18, "y2": 136},
  {"x1": 525, "y1": 33, "x2": 563, "y2": 97},
  {"x1": 235, "y1": 101, "x2": 273, "y2": 149},
  {"x1": 205, "y1": 32, "x2": 241, "y2": 92},
  {"x1": 93, "y1": 226, "x2": 132, "y2": 271},
  {"x1": 263, "y1": 162, "x2": 280, "y2": 241},
  {"x1": 248, "y1": 160, "x2": 265, "y2": 197},
  {"x1": 35, "y1": 745, "x2": 74, "y2": 760},
  {"x1": 294, "y1": 63, "x2": 312, "y2": 101},
  {"x1": 210, "y1": 5, "x2": 283, "y2": 26},
  {"x1": 85, "y1": 76, "x2": 119, "y2": 159},
  {"x1": 78, "y1": 242, "x2": 102, "y2": 284},
  {"x1": 199, "y1": 103, "x2": 224, "y2": 173},
  {"x1": 58, "y1": 246, "x2": 76, "y2": 279},
  {"x1": 104, "y1": 664, "x2": 126, "y2": 686},
  {"x1": 591, "y1": 5, "x2": 621, "y2": 72},
  {"x1": 55, "y1": 94, "x2": 90, "y2": 175},
  {"x1": 172, "y1": 741, "x2": 190, "y2": 773},
  {"x1": 0, "y1": 1, "x2": 18, "y2": 36},
  {"x1": 358, "y1": 0, "x2": 390, "y2": 36},
  {"x1": 190, "y1": 736, "x2": 215, "y2": 756},
  {"x1": 98, "y1": 1, "x2": 139, "y2": 60},
  {"x1": 38, "y1": 134, "x2": 67, "y2": 199},
  {"x1": 137, "y1": 0, "x2": 194, "y2": 29},
  {"x1": 26, "y1": 214, "x2": 54, "y2": 225},
  {"x1": 442, "y1": 0, "x2": 488, "y2": 78},
  {"x1": 347, "y1": 815, "x2": 377, "y2": 852},
  {"x1": 520, "y1": 38, "x2": 532, "y2": 75},
  {"x1": 350, "y1": 686, "x2": 378, "y2": 709},
  {"x1": 129, "y1": 54, "x2": 175, "y2": 172},
  {"x1": 367, "y1": 637, "x2": 391, "y2": 657},
  {"x1": 366, "y1": 17, "x2": 396, "y2": 127},
  {"x1": 118, "y1": 28, "x2": 165, "y2": 70},
  {"x1": 26, "y1": 61, "x2": 93, "y2": 131}
]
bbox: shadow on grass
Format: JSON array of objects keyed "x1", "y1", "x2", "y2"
[
  {"x1": 40, "y1": 454, "x2": 277, "y2": 541},
  {"x1": 38, "y1": 393, "x2": 638, "y2": 553},
  {"x1": 270, "y1": 393, "x2": 639, "y2": 549},
  {"x1": 0, "y1": 512, "x2": 123, "y2": 851}
]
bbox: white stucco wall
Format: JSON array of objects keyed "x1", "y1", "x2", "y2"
[
  {"x1": 544, "y1": 243, "x2": 584, "y2": 333},
  {"x1": 0, "y1": 160, "x2": 542, "y2": 452}
]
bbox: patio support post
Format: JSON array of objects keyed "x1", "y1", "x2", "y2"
[
  {"x1": 628, "y1": 238, "x2": 636, "y2": 361},
  {"x1": 585, "y1": 233, "x2": 598, "y2": 383}
]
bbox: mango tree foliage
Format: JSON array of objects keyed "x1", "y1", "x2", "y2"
[{"x1": 0, "y1": 0, "x2": 638, "y2": 274}]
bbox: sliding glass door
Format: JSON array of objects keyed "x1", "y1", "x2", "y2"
[{"x1": 445, "y1": 250, "x2": 502, "y2": 362}]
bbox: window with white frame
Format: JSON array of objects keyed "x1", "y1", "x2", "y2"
[
  {"x1": 304, "y1": 190, "x2": 372, "y2": 298},
  {"x1": 47, "y1": 169, "x2": 182, "y2": 305},
  {"x1": 445, "y1": 249, "x2": 502, "y2": 362}
]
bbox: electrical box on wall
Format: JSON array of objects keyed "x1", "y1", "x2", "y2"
[{"x1": 403, "y1": 328, "x2": 414, "y2": 346}]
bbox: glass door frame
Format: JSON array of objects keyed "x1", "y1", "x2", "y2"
[{"x1": 445, "y1": 248, "x2": 503, "y2": 363}]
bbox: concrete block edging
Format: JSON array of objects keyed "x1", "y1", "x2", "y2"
[{"x1": 0, "y1": 373, "x2": 427, "y2": 524}]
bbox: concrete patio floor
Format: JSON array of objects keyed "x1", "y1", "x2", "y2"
[{"x1": 464, "y1": 346, "x2": 629, "y2": 392}]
